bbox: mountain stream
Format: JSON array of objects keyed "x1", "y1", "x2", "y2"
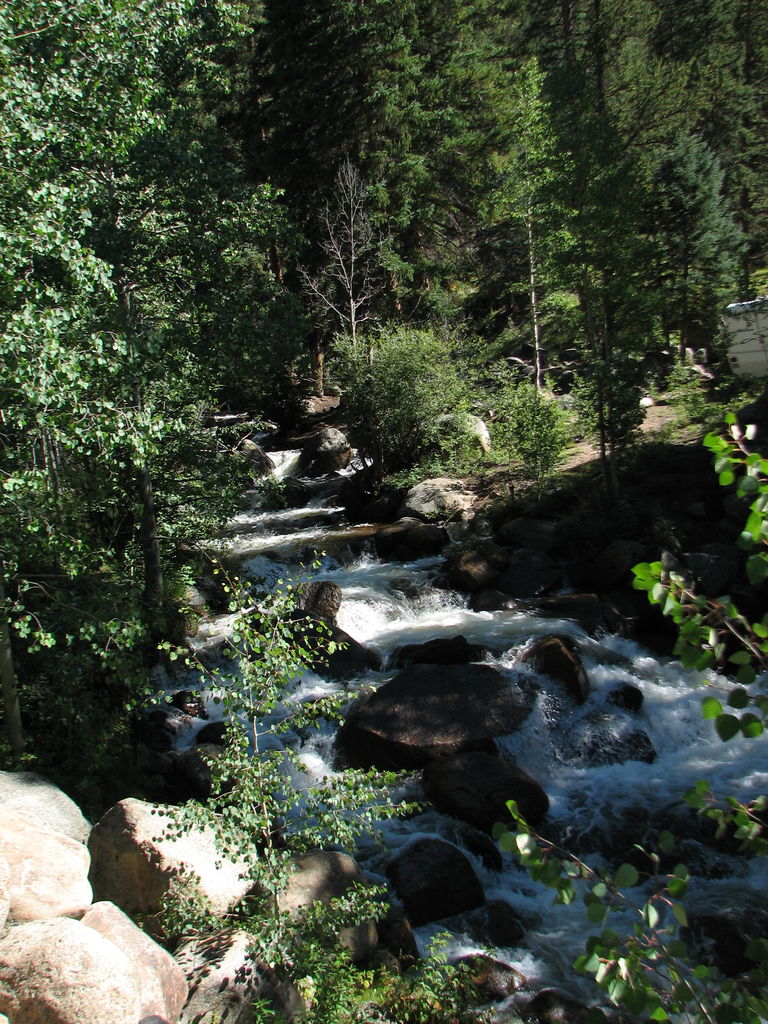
[{"x1": 161, "y1": 447, "x2": 768, "y2": 1011}]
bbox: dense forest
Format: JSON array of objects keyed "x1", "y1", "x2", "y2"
[{"x1": 2, "y1": 2, "x2": 768, "y2": 1019}]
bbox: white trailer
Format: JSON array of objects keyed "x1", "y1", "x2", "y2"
[{"x1": 723, "y1": 298, "x2": 768, "y2": 376}]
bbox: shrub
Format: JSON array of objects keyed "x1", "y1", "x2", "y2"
[
  {"x1": 332, "y1": 327, "x2": 468, "y2": 482},
  {"x1": 493, "y1": 381, "x2": 570, "y2": 489}
]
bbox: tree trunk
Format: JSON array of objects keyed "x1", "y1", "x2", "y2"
[
  {"x1": 137, "y1": 463, "x2": 164, "y2": 626},
  {"x1": 527, "y1": 207, "x2": 544, "y2": 390},
  {"x1": 310, "y1": 331, "x2": 326, "y2": 394},
  {"x1": 0, "y1": 576, "x2": 24, "y2": 756}
]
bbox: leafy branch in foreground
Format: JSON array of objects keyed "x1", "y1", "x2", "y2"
[
  {"x1": 632, "y1": 413, "x2": 768, "y2": 739},
  {"x1": 496, "y1": 802, "x2": 768, "y2": 1024},
  {"x1": 163, "y1": 570, "x2": 417, "y2": 969},
  {"x1": 501, "y1": 416, "x2": 768, "y2": 1024}
]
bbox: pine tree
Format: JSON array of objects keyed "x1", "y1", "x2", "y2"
[{"x1": 648, "y1": 133, "x2": 742, "y2": 359}]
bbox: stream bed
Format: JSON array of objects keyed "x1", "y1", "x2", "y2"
[{"x1": 161, "y1": 448, "x2": 768, "y2": 1012}]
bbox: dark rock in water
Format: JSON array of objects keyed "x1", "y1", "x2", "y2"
[
  {"x1": 470, "y1": 589, "x2": 518, "y2": 612},
  {"x1": 587, "y1": 538, "x2": 646, "y2": 591},
  {"x1": 282, "y1": 476, "x2": 314, "y2": 506},
  {"x1": 194, "y1": 573, "x2": 230, "y2": 613},
  {"x1": 137, "y1": 744, "x2": 220, "y2": 802},
  {"x1": 239, "y1": 438, "x2": 275, "y2": 479},
  {"x1": 495, "y1": 549, "x2": 561, "y2": 598},
  {"x1": 485, "y1": 898, "x2": 528, "y2": 947},
  {"x1": 494, "y1": 517, "x2": 557, "y2": 553},
  {"x1": 296, "y1": 579, "x2": 342, "y2": 625},
  {"x1": 407, "y1": 522, "x2": 449, "y2": 556},
  {"x1": 385, "y1": 837, "x2": 484, "y2": 925},
  {"x1": 391, "y1": 635, "x2": 488, "y2": 668},
  {"x1": 685, "y1": 911, "x2": 768, "y2": 977},
  {"x1": 454, "y1": 823, "x2": 504, "y2": 872},
  {"x1": 422, "y1": 751, "x2": 549, "y2": 831},
  {"x1": 446, "y1": 548, "x2": 506, "y2": 592},
  {"x1": 457, "y1": 953, "x2": 526, "y2": 1001},
  {"x1": 464, "y1": 899, "x2": 527, "y2": 949},
  {"x1": 607, "y1": 683, "x2": 644, "y2": 712},
  {"x1": 375, "y1": 903, "x2": 420, "y2": 964},
  {"x1": 521, "y1": 635, "x2": 589, "y2": 703},
  {"x1": 535, "y1": 593, "x2": 606, "y2": 636},
  {"x1": 374, "y1": 518, "x2": 449, "y2": 560},
  {"x1": 169, "y1": 690, "x2": 207, "y2": 718},
  {"x1": 196, "y1": 721, "x2": 228, "y2": 746},
  {"x1": 289, "y1": 612, "x2": 380, "y2": 680},
  {"x1": 138, "y1": 707, "x2": 195, "y2": 752},
  {"x1": 359, "y1": 489, "x2": 402, "y2": 523},
  {"x1": 684, "y1": 543, "x2": 744, "y2": 596},
  {"x1": 522, "y1": 988, "x2": 588, "y2": 1024},
  {"x1": 561, "y1": 716, "x2": 656, "y2": 766},
  {"x1": 297, "y1": 426, "x2": 353, "y2": 476},
  {"x1": 336, "y1": 663, "x2": 531, "y2": 770}
]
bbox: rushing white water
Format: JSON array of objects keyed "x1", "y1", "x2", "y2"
[{"x1": 183, "y1": 450, "x2": 768, "y2": 1007}]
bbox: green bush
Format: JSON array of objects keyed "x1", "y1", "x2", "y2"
[
  {"x1": 493, "y1": 380, "x2": 570, "y2": 488},
  {"x1": 332, "y1": 327, "x2": 469, "y2": 482}
]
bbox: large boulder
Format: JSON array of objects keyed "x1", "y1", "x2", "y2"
[
  {"x1": 398, "y1": 478, "x2": 475, "y2": 522},
  {"x1": 298, "y1": 427, "x2": 353, "y2": 475},
  {"x1": 0, "y1": 917, "x2": 142, "y2": 1024},
  {"x1": 494, "y1": 549, "x2": 561, "y2": 599},
  {"x1": 87, "y1": 798, "x2": 253, "y2": 927},
  {"x1": 81, "y1": 901, "x2": 188, "y2": 1023},
  {"x1": 239, "y1": 438, "x2": 275, "y2": 479},
  {"x1": 385, "y1": 838, "x2": 484, "y2": 926},
  {"x1": 278, "y1": 850, "x2": 377, "y2": 963},
  {"x1": 0, "y1": 856, "x2": 9, "y2": 934},
  {"x1": 437, "y1": 413, "x2": 491, "y2": 453},
  {"x1": 520, "y1": 635, "x2": 589, "y2": 704},
  {"x1": 374, "y1": 518, "x2": 449, "y2": 560},
  {"x1": 422, "y1": 751, "x2": 549, "y2": 832},
  {"x1": 0, "y1": 771, "x2": 91, "y2": 843},
  {"x1": 296, "y1": 580, "x2": 343, "y2": 624},
  {"x1": 391, "y1": 635, "x2": 488, "y2": 668},
  {"x1": 175, "y1": 929, "x2": 301, "y2": 1024},
  {"x1": 0, "y1": 809, "x2": 92, "y2": 923},
  {"x1": 446, "y1": 548, "x2": 506, "y2": 593},
  {"x1": 534, "y1": 593, "x2": 607, "y2": 636},
  {"x1": 587, "y1": 538, "x2": 647, "y2": 591},
  {"x1": 336, "y1": 663, "x2": 531, "y2": 770}
]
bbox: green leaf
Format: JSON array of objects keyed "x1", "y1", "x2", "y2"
[
  {"x1": 516, "y1": 833, "x2": 537, "y2": 856},
  {"x1": 716, "y1": 714, "x2": 741, "y2": 741},
  {"x1": 668, "y1": 876, "x2": 688, "y2": 899},
  {"x1": 728, "y1": 650, "x2": 752, "y2": 665},
  {"x1": 741, "y1": 714, "x2": 764, "y2": 739},
  {"x1": 613, "y1": 862, "x2": 639, "y2": 888},
  {"x1": 702, "y1": 696, "x2": 723, "y2": 719},
  {"x1": 658, "y1": 830, "x2": 676, "y2": 854},
  {"x1": 728, "y1": 688, "x2": 750, "y2": 709},
  {"x1": 587, "y1": 900, "x2": 609, "y2": 925}
]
